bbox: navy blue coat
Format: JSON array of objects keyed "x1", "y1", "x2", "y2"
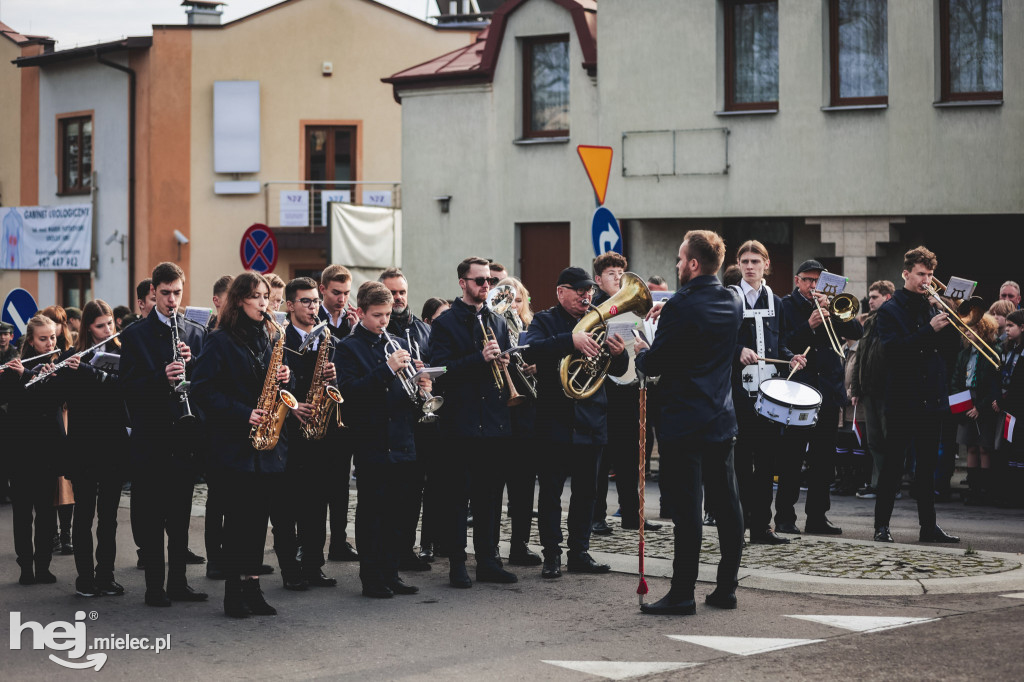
[
  {"x1": 119, "y1": 309, "x2": 206, "y2": 473},
  {"x1": 635, "y1": 275, "x2": 742, "y2": 444},
  {"x1": 387, "y1": 313, "x2": 432, "y2": 365},
  {"x1": 335, "y1": 323, "x2": 419, "y2": 463},
  {"x1": 522, "y1": 304, "x2": 628, "y2": 445},
  {"x1": 875, "y1": 288, "x2": 961, "y2": 417},
  {"x1": 430, "y1": 297, "x2": 511, "y2": 439},
  {"x1": 782, "y1": 288, "x2": 863, "y2": 408},
  {"x1": 732, "y1": 287, "x2": 795, "y2": 403},
  {"x1": 191, "y1": 321, "x2": 295, "y2": 474},
  {"x1": 283, "y1": 323, "x2": 342, "y2": 466},
  {"x1": 2, "y1": 354, "x2": 65, "y2": 476},
  {"x1": 57, "y1": 345, "x2": 129, "y2": 479}
]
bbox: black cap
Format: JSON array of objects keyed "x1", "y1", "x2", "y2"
[
  {"x1": 0, "y1": 321, "x2": 13, "y2": 334},
  {"x1": 557, "y1": 266, "x2": 597, "y2": 289},
  {"x1": 796, "y1": 259, "x2": 825, "y2": 275}
]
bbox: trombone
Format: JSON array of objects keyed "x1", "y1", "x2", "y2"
[
  {"x1": 813, "y1": 290, "x2": 860, "y2": 359},
  {"x1": 925, "y1": 277, "x2": 1001, "y2": 369}
]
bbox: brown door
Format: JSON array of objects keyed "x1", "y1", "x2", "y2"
[{"x1": 519, "y1": 222, "x2": 569, "y2": 313}]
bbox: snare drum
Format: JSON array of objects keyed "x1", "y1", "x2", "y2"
[{"x1": 754, "y1": 378, "x2": 822, "y2": 428}]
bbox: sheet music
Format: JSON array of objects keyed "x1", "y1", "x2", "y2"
[
  {"x1": 274, "y1": 311, "x2": 288, "y2": 327},
  {"x1": 184, "y1": 306, "x2": 213, "y2": 328},
  {"x1": 90, "y1": 351, "x2": 120, "y2": 372},
  {"x1": 945, "y1": 276, "x2": 978, "y2": 301},
  {"x1": 815, "y1": 272, "x2": 848, "y2": 297}
]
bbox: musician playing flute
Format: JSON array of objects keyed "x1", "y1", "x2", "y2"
[{"x1": 120, "y1": 262, "x2": 207, "y2": 607}]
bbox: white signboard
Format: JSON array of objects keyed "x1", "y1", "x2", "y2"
[
  {"x1": 364, "y1": 190, "x2": 393, "y2": 207},
  {"x1": 815, "y1": 272, "x2": 848, "y2": 298},
  {"x1": 279, "y1": 190, "x2": 310, "y2": 227},
  {"x1": 944, "y1": 276, "x2": 977, "y2": 301},
  {"x1": 0, "y1": 204, "x2": 92, "y2": 270},
  {"x1": 321, "y1": 190, "x2": 351, "y2": 224}
]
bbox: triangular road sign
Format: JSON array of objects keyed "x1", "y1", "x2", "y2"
[
  {"x1": 578, "y1": 145, "x2": 614, "y2": 205},
  {"x1": 666, "y1": 635, "x2": 823, "y2": 656},
  {"x1": 542, "y1": 660, "x2": 699, "y2": 680},
  {"x1": 786, "y1": 615, "x2": 938, "y2": 633}
]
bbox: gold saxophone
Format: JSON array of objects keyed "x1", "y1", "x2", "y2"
[
  {"x1": 300, "y1": 327, "x2": 345, "y2": 440},
  {"x1": 250, "y1": 313, "x2": 299, "y2": 451}
]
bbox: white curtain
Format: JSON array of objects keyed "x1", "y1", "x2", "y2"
[{"x1": 329, "y1": 203, "x2": 402, "y2": 269}]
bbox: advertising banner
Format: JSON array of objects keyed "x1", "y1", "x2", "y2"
[{"x1": 1, "y1": 204, "x2": 92, "y2": 270}]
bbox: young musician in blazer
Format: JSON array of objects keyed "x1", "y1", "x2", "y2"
[
  {"x1": 119, "y1": 262, "x2": 207, "y2": 607},
  {"x1": 192, "y1": 271, "x2": 294, "y2": 617}
]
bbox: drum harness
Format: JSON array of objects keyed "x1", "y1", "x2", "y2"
[{"x1": 730, "y1": 282, "x2": 777, "y2": 397}]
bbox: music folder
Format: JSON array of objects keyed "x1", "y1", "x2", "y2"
[
  {"x1": 90, "y1": 351, "x2": 120, "y2": 372},
  {"x1": 411, "y1": 366, "x2": 447, "y2": 381}
]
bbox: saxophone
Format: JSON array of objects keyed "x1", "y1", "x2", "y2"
[
  {"x1": 250, "y1": 313, "x2": 299, "y2": 451},
  {"x1": 300, "y1": 327, "x2": 345, "y2": 440}
]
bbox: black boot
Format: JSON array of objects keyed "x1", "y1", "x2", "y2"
[
  {"x1": 224, "y1": 576, "x2": 251, "y2": 618},
  {"x1": 17, "y1": 559, "x2": 34, "y2": 586},
  {"x1": 241, "y1": 578, "x2": 277, "y2": 615},
  {"x1": 449, "y1": 560, "x2": 472, "y2": 589}
]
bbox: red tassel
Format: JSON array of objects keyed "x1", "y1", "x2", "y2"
[{"x1": 637, "y1": 576, "x2": 649, "y2": 595}]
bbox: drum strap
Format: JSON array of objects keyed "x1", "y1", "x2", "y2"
[{"x1": 731, "y1": 283, "x2": 775, "y2": 394}]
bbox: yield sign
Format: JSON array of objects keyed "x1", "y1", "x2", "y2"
[
  {"x1": 240, "y1": 223, "x2": 278, "y2": 273},
  {"x1": 577, "y1": 145, "x2": 613, "y2": 205}
]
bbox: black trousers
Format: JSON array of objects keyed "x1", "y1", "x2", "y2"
[
  {"x1": 10, "y1": 472, "x2": 56, "y2": 571},
  {"x1": 131, "y1": 471, "x2": 194, "y2": 590},
  {"x1": 505, "y1": 437, "x2": 538, "y2": 546},
  {"x1": 595, "y1": 385, "x2": 641, "y2": 525},
  {"x1": 71, "y1": 472, "x2": 122, "y2": 581},
  {"x1": 875, "y1": 413, "x2": 940, "y2": 530},
  {"x1": 775, "y1": 401, "x2": 840, "y2": 525},
  {"x1": 400, "y1": 429, "x2": 431, "y2": 554},
  {"x1": 417, "y1": 429, "x2": 444, "y2": 549},
  {"x1": 734, "y1": 398, "x2": 798, "y2": 533},
  {"x1": 355, "y1": 460, "x2": 417, "y2": 587},
  {"x1": 327, "y1": 440, "x2": 354, "y2": 547},
  {"x1": 659, "y1": 437, "x2": 743, "y2": 593},
  {"x1": 220, "y1": 471, "x2": 275, "y2": 576},
  {"x1": 269, "y1": 469, "x2": 303, "y2": 579},
  {"x1": 537, "y1": 442, "x2": 601, "y2": 558},
  {"x1": 204, "y1": 470, "x2": 226, "y2": 566},
  {"x1": 440, "y1": 437, "x2": 508, "y2": 564},
  {"x1": 297, "y1": 459, "x2": 330, "y2": 570}
]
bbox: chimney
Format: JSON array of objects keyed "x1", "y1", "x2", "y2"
[{"x1": 182, "y1": 1, "x2": 225, "y2": 26}]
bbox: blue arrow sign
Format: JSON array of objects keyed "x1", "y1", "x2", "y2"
[
  {"x1": 3, "y1": 287, "x2": 38, "y2": 342},
  {"x1": 591, "y1": 206, "x2": 622, "y2": 257}
]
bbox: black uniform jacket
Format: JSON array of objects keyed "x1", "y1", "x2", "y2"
[
  {"x1": 782, "y1": 287, "x2": 863, "y2": 408},
  {"x1": 387, "y1": 312, "x2": 432, "y2": 365},
  {"x1": 336, "y1": 323, "x2": 419, "y2": 463},
  {"x1": 2, "y1": 353, "x2": 65, "y2": 476},
  {"x1": 950, "y1": 341, "x2": 1003, "y2": 421},
  {"x1": 430, "y1": 297, "x2": 512, "y2": 439},
  {"x1": 732, "y1": 287, "x2": 794, "y2": 402},
  {"x1": 58, "y1": 344, "x2": 129, "y2": 479},
  {"x1": 636, "y1": 274, "x2": 742, "y2": 444},
  {"x1": 523, "y1": 304, "x2": 628, "y2": 446},
  {"x1": 191, "y1": 319, "x2": 295, "y2": 474},
  {"x1": 119, "y1": 309, "x2": 206, "y2": 472},
  {"x1": 283, "y1": 323, "x2": 341, "y2": 466},
  {"x1": 875, "y1": 288, "x2": 961, "y2": 417},
  {"x1": 999, "y1": 343, "x2": 1024, "y2": 419},
  {"x1": 318, "y1": 305, "x2": 353, "y2": 340}
]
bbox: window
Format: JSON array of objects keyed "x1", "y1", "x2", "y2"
[
  {"x1": 59, "y1": 272, "x2": 92, "y2": 309},
  {"x1": 305, "y1": 126, "x2": 356, "y2": 225},
  {"x1": 829, "y1": 0, "x2": 888, "y2": 105},
  {"x1": 940, "y1": 0, "x2": 1002, "y2": 101},
  {"x1": 59, "y1": 116, "x2": 92, "y2": 194},
  {"x1": 523, "y1": 36, "x2": 570, "y2": 138},
  {"x1": 724, "y1": 0, "x2": 779, "y2": 111}
]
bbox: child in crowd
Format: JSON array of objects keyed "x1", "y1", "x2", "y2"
[{"x1": 993, "y1": 310, "x2": 1024, "y2": 507}]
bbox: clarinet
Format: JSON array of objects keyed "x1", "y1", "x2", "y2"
[{"x1": 170, "y1": 311, "x2": 197, "y2": 426}]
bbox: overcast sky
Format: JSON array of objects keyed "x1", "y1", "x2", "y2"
[{"x1": 0, "y1": 0, "x2": 436, "y2": 48}]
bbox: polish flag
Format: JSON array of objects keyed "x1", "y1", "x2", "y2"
[
  {"x1": 949, "y1": 390, "x2": 974, "y2": 415},
  {"x1": 852, "y1": 420, "x2": 863, "y2": 446},
  {"x1": 1004, "y1": 413, "x2": 1016, "y2": 444}
]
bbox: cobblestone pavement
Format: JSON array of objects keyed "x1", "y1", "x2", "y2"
[{"x1": 126, "y1": 484, "x2": 1020, "y2": 581}]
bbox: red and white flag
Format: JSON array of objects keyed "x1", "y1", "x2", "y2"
[
  {"x1": 949, "y1": 390, "x2": 974, "y2": 415},
  {"x1": 851, "y1": 404, "x2": 863, "y2": 445},
  {"x1": 1004, "y1": 413, "x2": 1016, "y2": 444}
]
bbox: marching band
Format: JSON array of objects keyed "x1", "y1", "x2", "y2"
[{"x1": 1, "y1": 239, "x2": 1005, "y2": 618}]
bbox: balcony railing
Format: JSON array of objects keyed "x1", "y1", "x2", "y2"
[{"x1": 263, "y1": 180, "x2": 401, "y2": 230}]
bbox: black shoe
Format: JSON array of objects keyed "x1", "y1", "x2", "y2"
[
  {"x1": 591, "y1": 520, "x2": 613, "y2": 536},
  {"x1": 183, "y1": 548, "x2": 206, "y2": 565},
  {"x1": 388, "y1": 578, "x2": 419, "y2": 595},
  {"x1": 206, "y1": 563, "x2": 229, "y2": 580},
  {"x1": 640, "y1": 592, "x2": 696, "y2": 616},
  {"x1": 240, "y1": 579, "x2": 276, "y2": 615},
  {"x1": 35, "y1": 568, "x2": 57, "y2": 584},
  {"x1": 399, "y1": 552, "x2": 432, "y2": 572},
  {"x1": 18, "y1": 565, "x2": 34, "y2": 585},
  {"x1": 283, "y1": 575, "x2": 309, "y2": 591},
  {"x1": 52, "y1": 533, "x2": 62, "y2": 554},
  {"x1": 874, "y1": 526, "x2": 894, "y2": 543},
  {"x1": 257, "y1": 564, "x2": 275, "y2": 575},
  {"x1": 76, "y1": 578, "x2": 99, "y2": 597},
  {"x1": 302, "y1": 569, "x2": 337, "y2": 587},
  {"x1": 418, "y1": 544, "x2": 435, "y2": 563},
  {"x1": 507, "y1": 543, "x2": 543, "y2": 566},
  {"x1": 476, "y1": 563, "x2": 518, "y2": 584},
  {"x1": 919, "y1": 525, "x2": 959, "y2": 543},
  {"x1": 449, "y1": 562, "x2": 472, "y2": 589},
  {"x1": 749, "y1": 530, "x2": 791, "y2": 545},
  {"x1": 541, "y1": 556, "x2": 562, "y2": 579},
  {"x1": 621, "y1": 520, "x2": 663, "y2": 531},
  {"x1": 167, "y1": 584, "x2": 209, "y2": 602},
  {"x1": 804, "y1": 517, "x2": 842, "y2": 535},
  {"x1": 703, "y1": 512, "x2": 717, "y2": 527},
  {"x1": 145, "y1": 590, "x2": 172, "y2": 607},
  {"x1": 566, "y1": 551, "x2": 611, "y2": 574},
  {"x1": 224, "y1": 577, "x2": 251, "y2": 618},
  {"x1": 95, "y1": 579, "x2": 125, "y2": 596},
  {"x1": 705, "y1": 589, "x2": 738, "y2": 609},
  {"x1": 362, "y1": 583, "x2": 394, "y2": 599},
  {"x1": 328, "y1": 542, "x2": 359, "y2": 562},
  {"x1": 775, "y1": 522, "x2": 801, "y2": 534},
  {"x1": 60, "y1": 532, "x2": 74, "y2": 555},
  {"x1": 136, "y1": 552, "x2": 145, "y2": 570},
  {"x1": 492, "y1": 546, "x2": 504, "y2": 568}
]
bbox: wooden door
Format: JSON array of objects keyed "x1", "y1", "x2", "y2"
[{"x1": 519, "y1": 222, "x2": 570, "y2": 313}]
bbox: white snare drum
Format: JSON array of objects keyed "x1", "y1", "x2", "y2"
[{"x1": 754, "y1": 378, "x2": 822, "y2": 428}]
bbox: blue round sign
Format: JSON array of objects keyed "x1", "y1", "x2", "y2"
[
  {"x1": 2, "y1": 287, "x2": 39, "y2": 342},
  {"x1": 591, "y1": 206, "x2": 622, "y2": 257}
]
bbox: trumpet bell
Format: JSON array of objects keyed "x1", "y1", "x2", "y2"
[{"x1": 422, "y1": 395, "x2": 444, "y2": 413}]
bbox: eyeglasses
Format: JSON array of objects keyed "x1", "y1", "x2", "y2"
[
  {"x1": 464, "y1": 277, "x2": 500, "y2": 287},
  {"x1": 293, "y1": 297, "x2": 321, "y2": 308},
  {"x1": 799, "y1": 276, "x2": 820, "y2": 284},
  {"x1": 560, "y1": 285, "x2": 595, "y2": 296}
]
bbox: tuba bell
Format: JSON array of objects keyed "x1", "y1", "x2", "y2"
[{"x1": 559, "y1": 272, "x2": 653, "y2": 400}]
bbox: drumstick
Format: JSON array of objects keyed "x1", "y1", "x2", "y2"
[
  {"x1": 787, "y1": 346, "x2": 811, "y2": 380},
  {"x1": 756, "y1": 357, "x2": 791, "y2": 365}
]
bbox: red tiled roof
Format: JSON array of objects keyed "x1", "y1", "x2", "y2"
[
  {"x1": 383, "y1": 0, "x2": 597, "y2": 101},
  {"x1": 0, "y1": 20, "x2": 53, "y2": 46}
]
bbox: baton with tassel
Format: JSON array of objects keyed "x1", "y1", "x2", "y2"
[{"x1": 635, "y1": 330, "x2": 650, "y2": 607}]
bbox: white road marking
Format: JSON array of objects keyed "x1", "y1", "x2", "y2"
[
  {"x1": 541, "y1": 661, "x2": 699, "y2": 680},
  {"x1": 786, "y1": 615, "x2": 938, "y2": 633},
  {"x1": 1000, "y1": 593, "x2": 1024, "y2": 599},
  {"x1": 665, "y1": 635, "x2": 823, "y2": 656}
]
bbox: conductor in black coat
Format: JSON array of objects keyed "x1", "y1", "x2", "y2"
[
  {"x1": 119, "y1": 263, "x2": 207, "y2": 606},
  {"x1": 635, "y1": 230, "x2": 744, "y2": 615}
]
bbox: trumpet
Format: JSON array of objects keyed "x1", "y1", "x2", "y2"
[
  {"x1": 25, "y1": 331, "x2": 124, "y2": 387},
  {"x1": 813, "y1": 289, "x2": 859, "y2": 359},
  {"x1": 478, "y1": 316, "x2": 524, "y2": 407},
  {"x1": 925, "y1": 276, "x2": 1000, "y2": 369},
  {"x1": 383, "y1": 331, "x2": 443, "y2": 422},
  {"x1": 485, "y1": 285, "x2": 538, "y2": 401}
]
